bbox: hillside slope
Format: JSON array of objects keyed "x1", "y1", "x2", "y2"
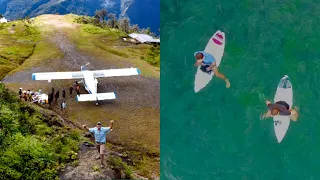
[
  {"x1": 0, "y1": 14, "x2": 159, "y2": 179},
  {"x1": 0, "y1": 83, "x2": 82, "y2": 179},
  {"x1": 0, "y1": 0, "x2": 160, "y2": 34}
]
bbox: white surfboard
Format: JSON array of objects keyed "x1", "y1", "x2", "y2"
[
  {"x1": 273, "y1": 75, "x2": 293, "y2": 143},
  {"x1": 194, "y1": 30, "x2": 225, "y2": 93}
]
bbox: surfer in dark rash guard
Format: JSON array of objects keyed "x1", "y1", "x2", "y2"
[
  {"x1": 261, "y1": 100, "x2": 299, "y2": 121},
  {"x1": 194, "y1": 51, "x2": 230, "y2": 88}
]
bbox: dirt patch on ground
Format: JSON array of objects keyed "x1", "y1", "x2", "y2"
[
  {"x1": 36, "y1": 15, "x2": 77, "y2": 29},
  {"x1": 60, "y1": 143, "x2": 115, "y2": 180},
  {"x1": 7, "y1": 27, "x2": 15, "y2": 34}
]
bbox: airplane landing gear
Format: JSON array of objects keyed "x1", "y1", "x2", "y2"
[{"x1": 95, "y1": 99, "x2": 99, "y2": 106}]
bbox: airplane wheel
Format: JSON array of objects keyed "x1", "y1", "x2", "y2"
[{"x1": 96, "y1": 101, "x2": 99, "y2": 106}]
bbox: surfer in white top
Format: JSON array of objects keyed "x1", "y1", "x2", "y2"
[
  {"x1": 261, "y1": 100, "x2": 299, "y2": 121},
  {"x1": 194, "y1": 52, "x2": 231, "y2": 88}
]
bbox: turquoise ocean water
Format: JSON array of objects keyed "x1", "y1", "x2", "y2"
[{"x1": 161, "y1": 0, "x2": 320, "y2": 179}]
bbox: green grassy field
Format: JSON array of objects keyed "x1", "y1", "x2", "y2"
[{"x1": 0, "y1": 21, "x2": 38, "y2": 78}]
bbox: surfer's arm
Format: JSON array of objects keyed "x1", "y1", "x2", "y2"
[
  {"x1": 194, "y1": 60, "x2": 202, "y2": 66},
  {"x1": 266, "y1": 100, "x2": 272, "y2": 105},
  {"x1": 267, "y1": 104, "x2": 276, "y2": 113},
  {"x1": 261, "y1": 110, "x2": 272, "y2": 119}
]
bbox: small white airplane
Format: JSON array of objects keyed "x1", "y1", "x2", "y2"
[{"x1": 32, "y1": 63, "x2": 141, "y2": 105}]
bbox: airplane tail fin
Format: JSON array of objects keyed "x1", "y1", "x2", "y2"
[{"x1": 76, "y1": 92, "x2": 116, "y2": 102}]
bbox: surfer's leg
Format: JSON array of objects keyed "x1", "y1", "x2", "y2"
[
  {"x1": 289, "y1": 108, "x2": 299, "y2": 121},
  {"x1": 212, "y1": 66, "x2": 230, "y2": 88}
]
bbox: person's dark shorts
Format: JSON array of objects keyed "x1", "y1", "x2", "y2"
[
  {"x1": 276, "y1": 101, "x2": 290, "y2": 110},
  {"x1": 200, "y1": 65, "x2": 212, "y2": 74}
]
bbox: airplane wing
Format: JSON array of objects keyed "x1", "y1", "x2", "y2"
[
  {"x1": 92, "y1": 68, "x2": 141, "y2": 78},
  {"x1": 32, "y1": 71, "x2": 84, "y2": 81},
  {"x1": 76, "y1": 93, "x2": 116, "y2": 101}
]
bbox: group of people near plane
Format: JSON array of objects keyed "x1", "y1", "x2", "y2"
[
  {"x1": 18, "y1": 88, "x2": 36, "y2": 102},
  {"x1": 18, "y1": 81, "x2": 81, "y2": 112}
]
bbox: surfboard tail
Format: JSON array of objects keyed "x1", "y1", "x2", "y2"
[
  {"x1": 278, "y1": 76, "x2": 292, "y2": 89},
  {"x1": 274, "y1": 117, "x2": 290, "y2": 143},
  {"x1": 194, "y1": 66, "x2": 214, "y2": 93}
]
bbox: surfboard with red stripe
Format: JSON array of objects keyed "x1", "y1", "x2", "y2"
[
  {"x1": 194, "y1": 30, "x2": 226, "y2": 92},
  {"x1": 212, "y1": 32, "x2": 224, "y2": 45}
]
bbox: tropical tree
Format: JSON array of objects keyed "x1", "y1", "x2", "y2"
[
  {"x1": 100, "y1": 9, "x2": 108, "y2": 26},
  {"x1": 139, "y1": 28, "x2": 146, "y2": 34},
  {"x1": 107, "y1": 13, "x2": 117, "y2": 28},
  {"x1": 149, "y1": 32, "x2": 156, "y2": 37},
  {"x1": 118, "y1": 18, "x2": 130, "y2": 33},
  {"x1": 95, "y1": 10, "x2": 102, "y2": 20},
  {"x1": 94, "y1": 10, "x2": 101, "y2": 25},
  {"x1": 130, "y1": 24, "x2": 139, "y2": 33},
  {"x1": 93, "y1": 15, "x2": 99, "y2": 24},
  {"x1": 145, "y1": 27, "x2": 151, "y2": 35},
  {"x1": 101, "y1": 9, "x2": 107, "y2": 21}
]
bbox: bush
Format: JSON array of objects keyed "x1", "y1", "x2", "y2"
[
  {"x1": 82, "y1": 24, "x2": 108, "y2": 34},
  {"x1": 69, "y1": 130, "x2": 81, "y2": 141},
  {"x1": 0, "y1": 133, "x2": 57, "y2": 179},
  {"x1": 144, "y1": 45, "x2": 160, "y2": 67},
  {"x1": 0, "y1": 84, "x2": 81, "y2": 179},
  {"x1": 74, "y1": 16, "x2": 96, "y2": 25},
  {"x1": 107, "y1": 156, "x2": 133, "y2": 179}
]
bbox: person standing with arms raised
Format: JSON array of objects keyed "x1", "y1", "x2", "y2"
[{"x1": 82, "y1": 120, "x2": 114, "y2": 168}]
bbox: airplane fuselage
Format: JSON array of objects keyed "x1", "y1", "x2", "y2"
[{"x1": 81, "y1": 66, "x2": 98, "y2": 95}]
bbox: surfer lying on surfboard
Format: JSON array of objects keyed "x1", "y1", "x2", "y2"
[
  {"x1": 194, "y1": 51, "x2": 231, "y2": 88},
  {"x1": 261, "y1": 100, "x2": 299, "y2": 121}
]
